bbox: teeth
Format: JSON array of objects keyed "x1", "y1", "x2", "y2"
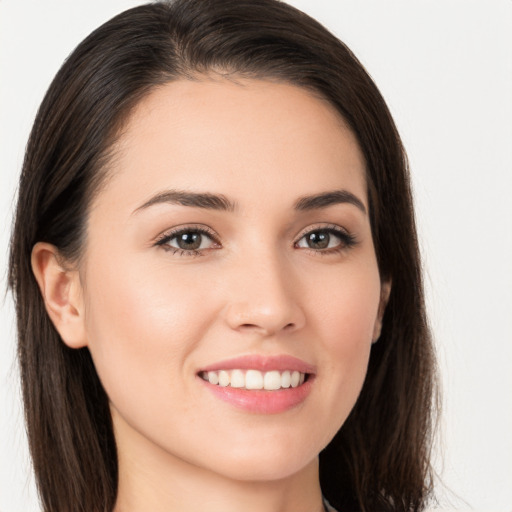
[
  {"x1": 245, "y1": 369, "x2": 263, "y2": 389},
  {"x1": 281, "y1": 370, "x2": 291, "y2": 388},
  {"x1": 290, "y1": 370, "x2": 300, "y2": 388},
  {"x1": 218, "y1": 370, "x2": 230, "y2": 387},
  {"x1": 201, "y1": 369, "x2": 308, "y2": 390},
  {"x1": 207, "y1": 371, "x2": 219, "y2": 385},
  {"x1": 263, "y1": 370, "x2": 281, "y2": 390},
  {"x1": 230, "y1": 369, "x2": 245, "y2": 388}
]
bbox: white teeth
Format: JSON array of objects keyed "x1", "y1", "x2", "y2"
[
  {"x1": 281, "y1": 370, "x2": 291, "y2": 388},
  {"x1": 230, "y1": 369, "x2": 245, "y2": 388},
  {"x1": 218, "y1": 370, "x2": 230, "y2": 387},
  {"x1": 263, "y1": 370, "x2": 282, "y2": 390},
  {"x1": 202, "y1": 369, "x2": 308, "y2": 390},
  {"x1": 245, "y1": 369, "x2": 263, "y2": 390},
  {"x1": 207, "y1": 371, "x2": 219, "y2": 385}
]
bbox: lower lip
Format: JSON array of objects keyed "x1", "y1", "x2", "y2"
[{"x1": 199, "y1": 376, "x2": 314, "y2": 414}]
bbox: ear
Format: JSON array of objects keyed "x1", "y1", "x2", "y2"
[
  {"x1": 31, "y1": 242, "x2": 87, "y2": 349},
  {"x1": 372, "y1": 279, "x2": 392, "y2": 343}
]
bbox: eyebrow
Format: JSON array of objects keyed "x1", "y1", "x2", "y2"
[
  {"x1": 294, "y1": 190, "x2": 367, "y2": 214},
  {"x1": 133, "y1": 190, "x2": 237, "y2": 214},
  {"x1": 133, "y1": 188, "x2": 366, "y2": 215}
]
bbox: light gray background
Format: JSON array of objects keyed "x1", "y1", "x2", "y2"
[{"x1": 1, "y1": 1, "x2": 511, "y2": 511}]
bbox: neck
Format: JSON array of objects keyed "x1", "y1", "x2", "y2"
[{"x1": 113, "y1": 416, "x2": 324, "y2": 512}]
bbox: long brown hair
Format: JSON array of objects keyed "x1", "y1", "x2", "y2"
[{"x1": 9, "y1": 1, "x2": 438, "y2": 511}]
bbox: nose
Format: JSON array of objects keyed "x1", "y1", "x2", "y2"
[{"x1": 223, "y1": 252, "x2": 306, "y2": 337}]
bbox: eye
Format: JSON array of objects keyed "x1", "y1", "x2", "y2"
[
  {"x1": 155, "y1": 226, "x2": 220, "y2": 255},
  {"x1": 295, "y1": 226, "x2": 356, "y2": 252}
]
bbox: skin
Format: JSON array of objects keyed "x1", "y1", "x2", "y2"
[{"x1": 32, "y1": 78, "x2": 390, "y2": 512}]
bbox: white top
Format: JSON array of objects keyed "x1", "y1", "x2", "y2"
[{"x1": 323, "y1": 498, "x2": 338, "y2": 512}]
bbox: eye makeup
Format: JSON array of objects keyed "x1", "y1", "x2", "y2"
[{"x1": 153, "y1": 221, "x2": 358, "y2": 258}]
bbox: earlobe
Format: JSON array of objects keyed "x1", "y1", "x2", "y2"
[
  {"x1": 31, "y1": 242, "x2": 87, "y2": 349},
  {"x1": 372, "y1": 279, "x2": 392, "y2": 343}
]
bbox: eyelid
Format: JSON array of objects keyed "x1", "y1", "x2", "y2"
[{"x1": 294, "y1": 223, "x2": 352, "y2": 241}]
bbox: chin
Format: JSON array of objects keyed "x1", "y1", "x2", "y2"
[
  {"x1": 193, "y1": 435, "x2": 321, "y2": 483},
  {"x1": 213, "y1": 456, "x2": 317, "y2": 483}
]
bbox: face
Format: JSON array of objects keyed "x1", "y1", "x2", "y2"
[{"x1": 78, "y1": 78, "x2": 386, "y2": 482}]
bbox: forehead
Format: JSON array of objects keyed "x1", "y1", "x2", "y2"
[{"x1": 98, "y1": 78, "x2": 367, "y2": 212}]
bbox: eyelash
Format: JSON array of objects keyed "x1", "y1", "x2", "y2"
[{"x1": 154, "y1": 224, "x2": 357, "y2": 257}]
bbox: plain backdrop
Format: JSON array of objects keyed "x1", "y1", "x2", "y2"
[{"x1": 1, "y1": 1, "x2": 511, "y2": 511}]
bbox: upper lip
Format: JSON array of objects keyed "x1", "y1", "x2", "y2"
[{"x1": 198, "y1": 354, "x2": 316, "y2": 374}]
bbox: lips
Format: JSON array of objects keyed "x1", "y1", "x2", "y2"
[
  {"x1": 199, "y1": 354, "x2": 316, "y2": 374},
  {"x1": 197, "y1": 354, "x2": 315, "y2": 414}
]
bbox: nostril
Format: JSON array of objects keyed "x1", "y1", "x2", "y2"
[
  {"x1": 240, "y1": 323, "x2": 258, "y2": 329},
  {"x1": 224, "y1": 301, "x2": 305, "y2": 335},
  {"x1": 238, "y1": 322, "x2": 296, "y2": 335}
]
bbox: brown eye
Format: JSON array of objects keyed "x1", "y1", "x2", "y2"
[
  {"x1": 157, "y1": 227, "x2": 219, "y2": 254},
  {"x1": 295, "y1": 227, "x2": 357, "y2": 252},
  {"x1": 304, "y1": 231, "x2": 331, "y2": 249},
  {"x1": 174, "y1": 232, "x2": 203, "y2": 250}
]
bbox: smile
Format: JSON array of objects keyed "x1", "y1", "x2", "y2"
[
  {"x1": 197, "y1": 355, "x2": 315, "y2": 414},
  {"x1": 199, "y1": 369, "x2": 307, "y2": 391}
]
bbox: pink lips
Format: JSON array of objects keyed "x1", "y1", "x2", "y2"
[
  {"x1": 199, "y1": 354, "x2": 316, "y2": 374},
  {"x1": 198, "y1": 354, "x2": 315, "y2": 414}
]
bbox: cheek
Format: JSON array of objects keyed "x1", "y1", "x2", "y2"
[
  {"x1": 81, "y1": 255, "x2": 219, "y2": 411},
  {"x1": 310, "y1": 262, "x2": 381, "y2": 354},
  {"x1": 306, "y1": 265, "x2": 381, "y2": 433}
]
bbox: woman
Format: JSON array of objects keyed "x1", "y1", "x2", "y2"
[{"x1": 8, "y1": 0, "x2": 438, "y2": 511}]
